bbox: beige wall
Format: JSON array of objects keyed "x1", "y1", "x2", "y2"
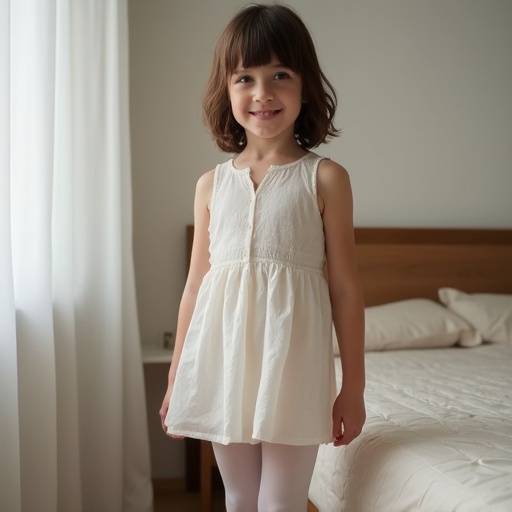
[{"x1": 128, "y1": 0, "x2": 512, "y2": 478}]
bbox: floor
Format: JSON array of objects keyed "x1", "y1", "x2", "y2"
[{"x1": 153, "y1": 489, "x2": 225, "y2": 512}]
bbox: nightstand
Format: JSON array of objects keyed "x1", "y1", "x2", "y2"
[{"x1": 141, "y1": 344, "x2": 218, "y2": 512}]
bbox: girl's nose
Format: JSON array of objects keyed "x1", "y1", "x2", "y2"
[{"x1": 253, "y1": 81, "x2": 273, "y2": 102}]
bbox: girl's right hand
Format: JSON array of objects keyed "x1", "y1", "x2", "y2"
[{"x1": 159, "y1": 386, "x2": 185, "y2": 439}]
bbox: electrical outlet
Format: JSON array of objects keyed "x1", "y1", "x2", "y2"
[{"x1": 163, "y1": 331, "x2": 174, "y2": 349}]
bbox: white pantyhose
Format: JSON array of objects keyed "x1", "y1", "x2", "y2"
[{"x1": 212, "y1": 441, "x2": 319, "y2": 512}]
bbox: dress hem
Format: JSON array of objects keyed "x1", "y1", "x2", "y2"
[{"x1": 166, "y1": 428, "x2": 333, "y2": 446}]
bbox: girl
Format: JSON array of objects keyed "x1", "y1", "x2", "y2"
[{"x1": 159, "y1": 4, "x2": 366, "y2": 511}]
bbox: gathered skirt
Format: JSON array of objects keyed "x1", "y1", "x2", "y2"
[{"x1": 165, "y1": 259, "x2": 337, "y2": 445}]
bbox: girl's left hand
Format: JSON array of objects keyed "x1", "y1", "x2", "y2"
[{"x1": 332, "y1": 389, "x2": 366, "y2": 447}]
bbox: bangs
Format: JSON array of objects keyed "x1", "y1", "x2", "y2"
[{"x1": 223, "y1": 8, "x2": 303, "y2": 74}]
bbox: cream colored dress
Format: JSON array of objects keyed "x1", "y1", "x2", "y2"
[{"x1": 165, "y1": 152, "x2": 336, "y2": 445}]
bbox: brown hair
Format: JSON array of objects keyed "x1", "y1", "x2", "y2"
[{"x1": 203, "y1": 3, "x2": 339, "y2": 153}]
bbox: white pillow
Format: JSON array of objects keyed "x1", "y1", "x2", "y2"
[
  {"x1": 439, "y1": 288, "x2": 512, "y2": 344},
  {"x1": 333, "y1": 298, "x2": 480, "y2": 354}
]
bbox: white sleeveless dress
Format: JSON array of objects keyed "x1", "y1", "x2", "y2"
[{"x1": 166, "y1": 152, "x2": 336, "y2": 446}]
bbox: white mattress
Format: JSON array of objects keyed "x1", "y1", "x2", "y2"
[{"x1": 309, "y1": 343, "x2": 512, "y2": 512}]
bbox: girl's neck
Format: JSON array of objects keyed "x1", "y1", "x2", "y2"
[{"x1": 236, "y1": 135, "x2": 309, "y2": 168}]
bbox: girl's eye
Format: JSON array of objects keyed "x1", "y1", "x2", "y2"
[
  {"x1": 274, "y1": 71, "x2": 291, "y2": 80},
  {"x1": 236, "y1": 75, "x2": 253, "y2": 84}
]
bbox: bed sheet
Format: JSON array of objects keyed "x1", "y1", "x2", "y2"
[{"x1": 309, "y1": 343, "x2": 512, "y2": 512}]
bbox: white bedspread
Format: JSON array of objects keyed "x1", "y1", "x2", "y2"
[{"x1": 309, "y1": 343, "x2": 512, "y2": 512}]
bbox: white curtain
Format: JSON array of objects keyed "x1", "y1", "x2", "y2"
[{"x1": 0, "y1": 1, "x2": 153, "y2": 511}]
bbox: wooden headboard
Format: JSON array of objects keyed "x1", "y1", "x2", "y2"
[
  {"x1": 186, "y1": 226, "x2": 512, "y2": 306},
  {"x1": 354, "y1": 228, "x2": 512, "y2": 306}
]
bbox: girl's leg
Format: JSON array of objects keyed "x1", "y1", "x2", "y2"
[
  {"x1": 258, "y1": 442, "x2": 319, "y2": 512},
  {"x1": 211, "y1": 442, "x2": 262, "y2": 512}
]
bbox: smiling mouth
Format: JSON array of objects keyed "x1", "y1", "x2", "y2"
[{"x1": 250, "y1": 109, "x2": 282, "y2": 118}]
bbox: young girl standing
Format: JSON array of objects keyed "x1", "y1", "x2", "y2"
[{"x1": 159, "y1": 4, "x2": 366, "y2": 511}]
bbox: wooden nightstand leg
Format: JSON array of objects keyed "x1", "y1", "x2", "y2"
[
  {"x1": 200, "y1": 440, "x2": 213, "y2": 512},
  {"x1": 307, "y1": 499, "x2": 319, "y2": 512}
]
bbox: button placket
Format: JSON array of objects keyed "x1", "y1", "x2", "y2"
[{"x1": 244, "y1": 189, "x2": 256, "y2": 262}]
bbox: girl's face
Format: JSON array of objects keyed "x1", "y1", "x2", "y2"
[{"x1": 228, "y1": 55, "x2": 303, "y2": 146}]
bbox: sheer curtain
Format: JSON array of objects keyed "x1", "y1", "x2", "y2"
[{"x1": 0, "y1": 1, "x2": 153, "y2": 511}]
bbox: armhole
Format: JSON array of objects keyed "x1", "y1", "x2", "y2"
[
  {"x1": 208, "y1": 164, "x2": 221, "y2": 216},
  {"x1": 312, "y1": 156, "x2": 328, "y2": 216}
]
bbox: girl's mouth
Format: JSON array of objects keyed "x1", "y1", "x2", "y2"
[{"x1": 250, "y1": 109, "x2": 282, "y2": 119}]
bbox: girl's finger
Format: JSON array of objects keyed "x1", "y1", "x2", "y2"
[
  {"x1": 332, "y1": 416, "x2": 343, "y2": 443},
  {"x1": 167, "y1": 433, "x2": 185, "y2": 440}
]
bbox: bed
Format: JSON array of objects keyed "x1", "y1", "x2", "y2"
[{"x1": 307, "y1": 228, "x2": 512, "y2": 512}]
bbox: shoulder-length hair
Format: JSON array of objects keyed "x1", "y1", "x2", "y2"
[{"x1": 203, "y1": 4, "x2": 339, "y2": 153}]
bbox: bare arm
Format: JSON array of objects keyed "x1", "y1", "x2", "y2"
[
  {"x1": 159, "y1": 170, "x2": 213, "y2": 434},
  {"x1": 317, "y1": 159, "x2": 366, "y2": 446}
]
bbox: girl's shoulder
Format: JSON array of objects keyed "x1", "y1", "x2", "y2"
[
  {"x1": 196, "y1": 168, "x2": 215, "y2": 191},
  {"x1": 197, "y1": 156, "x2": 234, "y2": 182},
  {"x1": 196, "y1": 157, "x2": 235, "y2": 211},
  {"x1": 317, "y1": 158, "x2": 350, "y2": 189},
  {"x1": 316, "y1": 158, "x2": 352, "y2": 208},
  {"x1": 195, "y1": 169, "x2": 215, "y2": 210},
  {"x1": 317, "y1": 157, "x2": 348, "y2": 176}
]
